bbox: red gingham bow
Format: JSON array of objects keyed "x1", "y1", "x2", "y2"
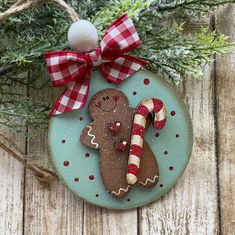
[{"x1": 45, "y1": 14, "x2": 148, "y2": 116}]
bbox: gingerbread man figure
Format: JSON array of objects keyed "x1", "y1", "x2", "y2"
[{"x1": 80, "y1": 88, "x2": 162, "y2": 199}]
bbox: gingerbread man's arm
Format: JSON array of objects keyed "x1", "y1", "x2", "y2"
[{"x1": 80, "y1": 121, "x2": 100, "y2": 150}]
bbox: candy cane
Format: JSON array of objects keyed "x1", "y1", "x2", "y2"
[{"x1": 126, "y1": 98, "x2": 167, "y2": 185}]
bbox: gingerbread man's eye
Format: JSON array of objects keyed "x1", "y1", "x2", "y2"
[
  {"x1": 106, "y1": 96, "x2": 109, "y2": 100},
  {"x1": 103, "y1": 97, "x2": 106, "y2": 101}
]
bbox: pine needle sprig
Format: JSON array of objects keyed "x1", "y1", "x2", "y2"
[
  {"x1": 134, "y1": 26, "x2": 235, "y2": 84},
  {"x1": 0, "y1": 100, "x2": 50, "y2": 133},
  {"x1": 148, "y1": 0, "x2": 235, "y2": 19}
]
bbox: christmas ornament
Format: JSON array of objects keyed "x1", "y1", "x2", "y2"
[
  {"x1": 49, "y1": 70, "x2": 193, "y2": 209},
  {"x1": 0, "y1": 0, "x2": 234, "y2": 211},
  {"x1": 46, "y1": 12, "x2": 193, "y2": 209}
]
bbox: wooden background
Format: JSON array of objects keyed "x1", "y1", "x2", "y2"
[{"x1": 0, "y1": 5, "x2": 235, "y2": 235}]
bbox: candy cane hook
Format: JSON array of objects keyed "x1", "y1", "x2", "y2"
[{"x1": 126, "y1": 98, "x2": 167, "y2": 185}]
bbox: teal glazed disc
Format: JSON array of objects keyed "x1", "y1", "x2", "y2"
[{"x1": 49, "y1": 70, "x2": 193, "y2": 210}]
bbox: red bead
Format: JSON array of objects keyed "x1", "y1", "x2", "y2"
[
  {"x1": 89, "y1": 175, "x2": 95, "y2": 180},
  {"x1": 74, "y1": 178, "x2": 79, "y2": 182},
  {"x1": 63, "y1": 161, "x2": 69, "y2": 166},
  {"x1": 155, "y1": 133, "x2": 160, "y2": 137},
  {"x1": 144, "y1": 78, "x2": 150, "y2": 85}
]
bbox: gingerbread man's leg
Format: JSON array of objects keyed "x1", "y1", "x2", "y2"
[
  {"x1": 137, "y1": 140, "x2": 159, "y2": 188},
  {"x1": 99, "y1": 148, "x2": 131, "y2": 199}
]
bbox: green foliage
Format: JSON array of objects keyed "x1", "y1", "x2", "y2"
[
  {"x1": 92, "y1": 0, "x2": 154, "y2": 33},
  {"x1": 0, "y1": 100, "x2": 49, "y2": 131},
  {"x1": 93, "y1": 0, "x2": 235, "y2": 83},
  {"x1": 0, "y1": 0, "x2": 235, "y2": 133},
  {"x1": 134, "y1": 25, "x2": 234, "y2": 83},
  {"x1": 154, "y1": 0, "x2": 235, "y2": 18}
]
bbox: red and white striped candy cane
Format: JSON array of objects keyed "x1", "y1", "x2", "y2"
[{"x1": 126, "y1": 98, "x2": 167, "y2": 185}]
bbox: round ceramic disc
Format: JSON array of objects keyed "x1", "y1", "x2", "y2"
[{"x1": 49, "y1": 70, "x2": 193, "y2": 210}]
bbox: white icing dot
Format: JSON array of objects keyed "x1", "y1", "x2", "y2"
[
  {"x1": 122, "y1": 141, "x2": 127, "y2": 145},
  {"x1": 116, "y1": 122, "x2": 121, "y2": 126}
]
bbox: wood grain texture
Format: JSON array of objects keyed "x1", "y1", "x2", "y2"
[
  {"x1": 0, "y1": 82, "x2": 26, "y2": 235},
  {"x1": 0, "y1": 133, "x2": 24, "y2": 235},
  {"x1": 101, "y1": 209, "x2": 137, "y2": 235},
  {"x1": 216, "y1": 5, "x2": 235, "y2": 235},
  {"x1": 83, "y1": 206, "x2": 138, "y2": 235},
  {"x1": 24, "y1": 173, "x2": 84, "y2": 235}
]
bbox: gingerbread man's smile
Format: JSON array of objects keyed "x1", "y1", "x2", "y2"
[{"x1": 95, "y1": 95, "x2": 120, "y2": 112}]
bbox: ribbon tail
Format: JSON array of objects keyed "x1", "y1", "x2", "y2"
[
  {"x1": 50, "y1": 70, "x2": 92, "y2": 116},
  {"x1": 99, "y1": 55, "x2": 149, "y2": 84}
]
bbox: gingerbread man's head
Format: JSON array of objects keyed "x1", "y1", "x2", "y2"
[{"x1": 88, "y1": 88, "x2": 129, "y2": 118}]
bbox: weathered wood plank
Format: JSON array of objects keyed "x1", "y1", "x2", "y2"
[
  {"x1": 0, "y1": 131, "x2": 24, "y2": 235},
  {"x1": 101, "y1": 209, "x2": 137, "y2": 235},
  {"x1": 215, "y1": 5, "x2": 235, "y2": 235},
  {"x1": 83, "y1": 204, "x2": 138, "y2": 235},
  {"x1": 0, "y1": 81, "x2": 26, "y2": 235},
  {"x1": 24, "y1": 172, "x2": 84, "y2": 235},
  {"x1": 139, "y1": 58, "x2": 219, "y2": 233},
  {"x1": 83, "y1": 204, "x2": 103, "y2": 235}
]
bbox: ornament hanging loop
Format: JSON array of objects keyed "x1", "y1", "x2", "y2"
[{"x1": 0, "y1": 0, "x2": 79, "y2": 23}]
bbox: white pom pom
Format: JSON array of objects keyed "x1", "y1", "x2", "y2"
[{"x1": 68, "y1": 20, "x2": 98, "y2": 53}]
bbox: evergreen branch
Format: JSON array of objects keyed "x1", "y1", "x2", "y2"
[
  {"x1": 157, "y1": 0, "x2": 235, "y2": 11},
  {"x1": 152, "y1": 0, "x2": 235, "y2": 18},
  {"x1": 0, "y1": 100, "x2": 50, "y2": 133}
]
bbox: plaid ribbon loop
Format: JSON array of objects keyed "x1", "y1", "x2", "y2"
[{"x1": 45, "y1": 13, "x2": 149, "y2": 116}]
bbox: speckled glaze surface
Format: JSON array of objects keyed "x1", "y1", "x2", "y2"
[{"x1": 49, "y1": 70, "x2": 193, "y2": 210}]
